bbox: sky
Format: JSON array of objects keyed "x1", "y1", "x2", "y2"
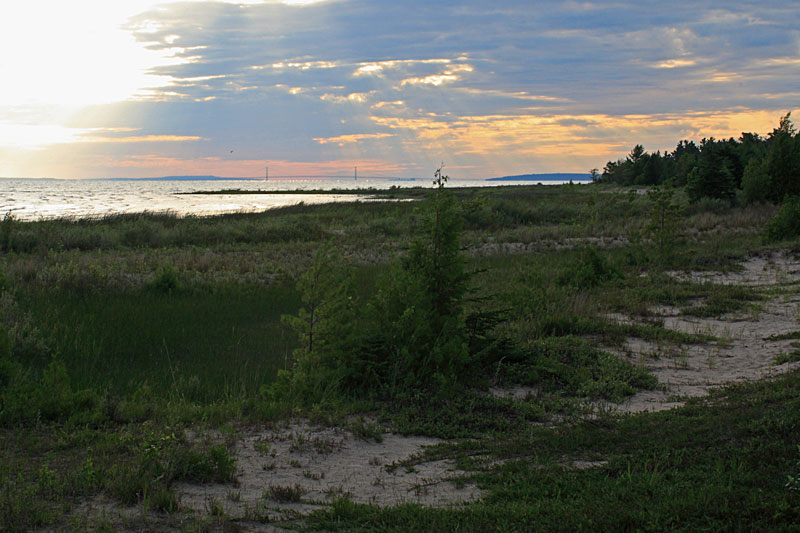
[{"x1": 1, "y1": 0, "x2": 798, "y2": 179}]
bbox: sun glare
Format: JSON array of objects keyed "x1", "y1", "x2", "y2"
[
  {"x1": 0, "y1": 1, "x2": 177, "y2": 108},
  {"x1": 0, "y1": 123, "x2": 86, "y2": 150},
  {"x1": 280, "y1": 0, "x2": 332, "y2": 5}
]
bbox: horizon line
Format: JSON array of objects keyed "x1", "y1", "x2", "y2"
[{"x1": 1, "y1": 172, "x2": 592, "y2": 181}]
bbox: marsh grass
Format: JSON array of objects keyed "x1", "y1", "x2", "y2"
[
  {"x1": 18, "y1": 282, "x2": 298, "y2": 401},
  {"x1": 2, "y1": 209, "x2": 331, "y2": 253},
  {"x1": 383, "y1": 391, "x2": 547, "y2": 440}
]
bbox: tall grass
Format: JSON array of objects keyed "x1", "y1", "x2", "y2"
[
  {"x1": 19, "y1": 283, "x2": 299, "y2": 401},
  {"x1": 0, "y1": 183, "x2": 780, "y2": 409}
]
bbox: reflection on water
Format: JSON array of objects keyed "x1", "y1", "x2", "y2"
[
  {"x1": 0, "y1": 177, "x2": 569, "y2": 221},
  {"x1": 0, "y1": 178, "x2": 380, "y2": 220}
]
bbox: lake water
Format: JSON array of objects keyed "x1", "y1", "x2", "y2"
[{"x1": 0, "y1": 177, "x2": 584, "y2": 221}]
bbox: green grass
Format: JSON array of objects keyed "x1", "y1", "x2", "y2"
[
  {"x1": 679, "y1": 284, "x2": 761, "y2": 318},
  {"x1": 0, "y1": 184, "x2": 777, "y2": 413},
  {"x1": 0, "y1": 421, "x2": 238, "y2": 530},
  {"x1": 775, "y1": 350, "x2": 800, "y2": 365},
  {"x1": 307, "y1": 369, "x2": 800, "y2": 531},
  {"x1": 766, "y1": 330, "x2": 800, "y2": 341},
  {"x1": 0, "y1": 183, "x2": 795, "y2": 530},
  {"x1": 18, "y1": 282, "x2": 299, "y2": 401}
]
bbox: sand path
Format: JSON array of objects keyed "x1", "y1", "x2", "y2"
[{"x1": 609, "y1": 251, "x2": 800, "y2": 413}]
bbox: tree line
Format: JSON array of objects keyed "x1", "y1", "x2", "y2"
[{"x1": 598, "y1": 113, "x2": 800, "y2": 204}]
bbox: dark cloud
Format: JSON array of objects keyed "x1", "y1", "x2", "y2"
[
  {"x1": 52, "y1": 0, "x2": 799, "y2": 176},
  {"x1": 125, "y1": 1, "x2": 798, "y2": 108}
]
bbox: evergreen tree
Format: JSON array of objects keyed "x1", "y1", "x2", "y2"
[
  {"x1": 765, "y1": 112, "x2": 800, "y2": 202},
  {"x1": 741, "y1": 157, "x2": 769, "y2": 204},
  {"x1": 596, "y1": 113, "x2": 797, "y2": 203},
  {"x1": 686, "y1": 138, "x2": 737, "y2": 202},
  {"x1": 644, "y1": 187, "x2": 682, "y2": 261},
  {"x1": 642, "y1": 151, "x2": 663, "y2": 185},
  {"x1": 279, "y1": 167, "x2": 480, "y2": 401},
  {"x1": 278, "y1": 244, "x2": 359, "y2": 401},
  {"x1": 363, "y1": 167, "x2": 472, "y2": 395}
]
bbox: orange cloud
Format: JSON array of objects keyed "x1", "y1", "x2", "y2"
[
  {"x1": 651, "y1": 59, "x2": 697, "y2": 69},
  {"x1": 313, "y1": 133, "x2": 394, "y2": 145},
  {"x1": 370, "y1": 108, "x2": 784, "y2": 162}
]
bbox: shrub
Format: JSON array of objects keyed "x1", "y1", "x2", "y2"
[
  {"x1": 0, "y1": 213, "x2": 14, "y2": 253},
  {"x1": 363, "y1": 168, "x2": 473, "y2": 395},
  {"x1": 150, "y1": 263, "x2": 182, "y2": 294},
  {"x1": 175, "y1": 445, "x2": 237, "y2": 483},
  {"x1": 265, "y1": 484, "x2": 307, "y2": 503},
  {"x1": 115, "y1": 382, "x2": 158, "y2": 422},
  {"x1": 108, "y1": 431, "x2": 236, "y2": 508},
  {"x1": 559, "y1": 247, "x2": 621, "y2": 289},
  {"x1": 0, "y1": 290, "x2": 48, "y2": 362},
  {"x1": 643, "y1": 186, "x2": 683, "y2": 261},
  {"x1": 764, "y1": 196, "x2": 800, "y2": 242},
  {"x1": 684, "y1": 196, "x2": 733, "y2": 215},
  {"x1": 787, "y1": 445, "x2": 800, "y2": 492},
  {"x1": 35, "y1": 357, "x2": 90, "y2": 420},
  {"x1": 0, "y1": 352, "x2": 100, "y2": 425},
  {"x1": 277, "y1": 243, "x2": 359, "y2": 403},
  {"x1": 496, "y1": 336, "x2": 657, "y2": 401},
  {"x1": 0, "y1": 287, "x2": 107, "y2": 424},
  {"x1": 741, "y1": 157, "x2": 769, "y2": 204}
]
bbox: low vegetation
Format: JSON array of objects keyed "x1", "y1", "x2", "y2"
[
  {"x1": 309, "y1": 370, "x2": 800, "y2": 531},
  {"x1": 1, "y1": 161, "x2": 798, "y2": 529}
]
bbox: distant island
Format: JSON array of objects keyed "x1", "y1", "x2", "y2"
[{"x1": 487, "y1": 172, "x2": 592, "y2": 182}]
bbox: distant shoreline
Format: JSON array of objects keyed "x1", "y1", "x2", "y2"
[
  {"x1": 176, "y1": 187, "x2": 432, "y2": 197},
  {"x1": 110, "y1": 173, "x2": 593, "y2": 182},
  {"x1": 1, "y1": 173, "x2": 593, "y2": 182},
  {"x1": 487, "y1": 172, "x2": 591, "y2": 182}
]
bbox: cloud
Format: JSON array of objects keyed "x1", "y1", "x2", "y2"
[
  {"x1": 651, "y1": 59, "x2": 698, "y2": 69},
  {"x1": 78, "y1": 134, "x2": 206, "y2": 144},
  {"x1": 313, "y1": 133, "x2": 394, "y2": 145},
  {"x1": 3, "y1": 0, "x2": 799, "y2": 178},
  {"x1": 124, "y1": 0, "x2": 799, "y2": 114}
]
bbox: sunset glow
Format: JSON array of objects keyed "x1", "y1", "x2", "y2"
[{"x1": 1, "y1": 1, "x2": 798, "y2": 178}]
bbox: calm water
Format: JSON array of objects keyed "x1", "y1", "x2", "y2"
[{"x1": 0, "y1": 177, "x2": 580, "y2": 221}]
